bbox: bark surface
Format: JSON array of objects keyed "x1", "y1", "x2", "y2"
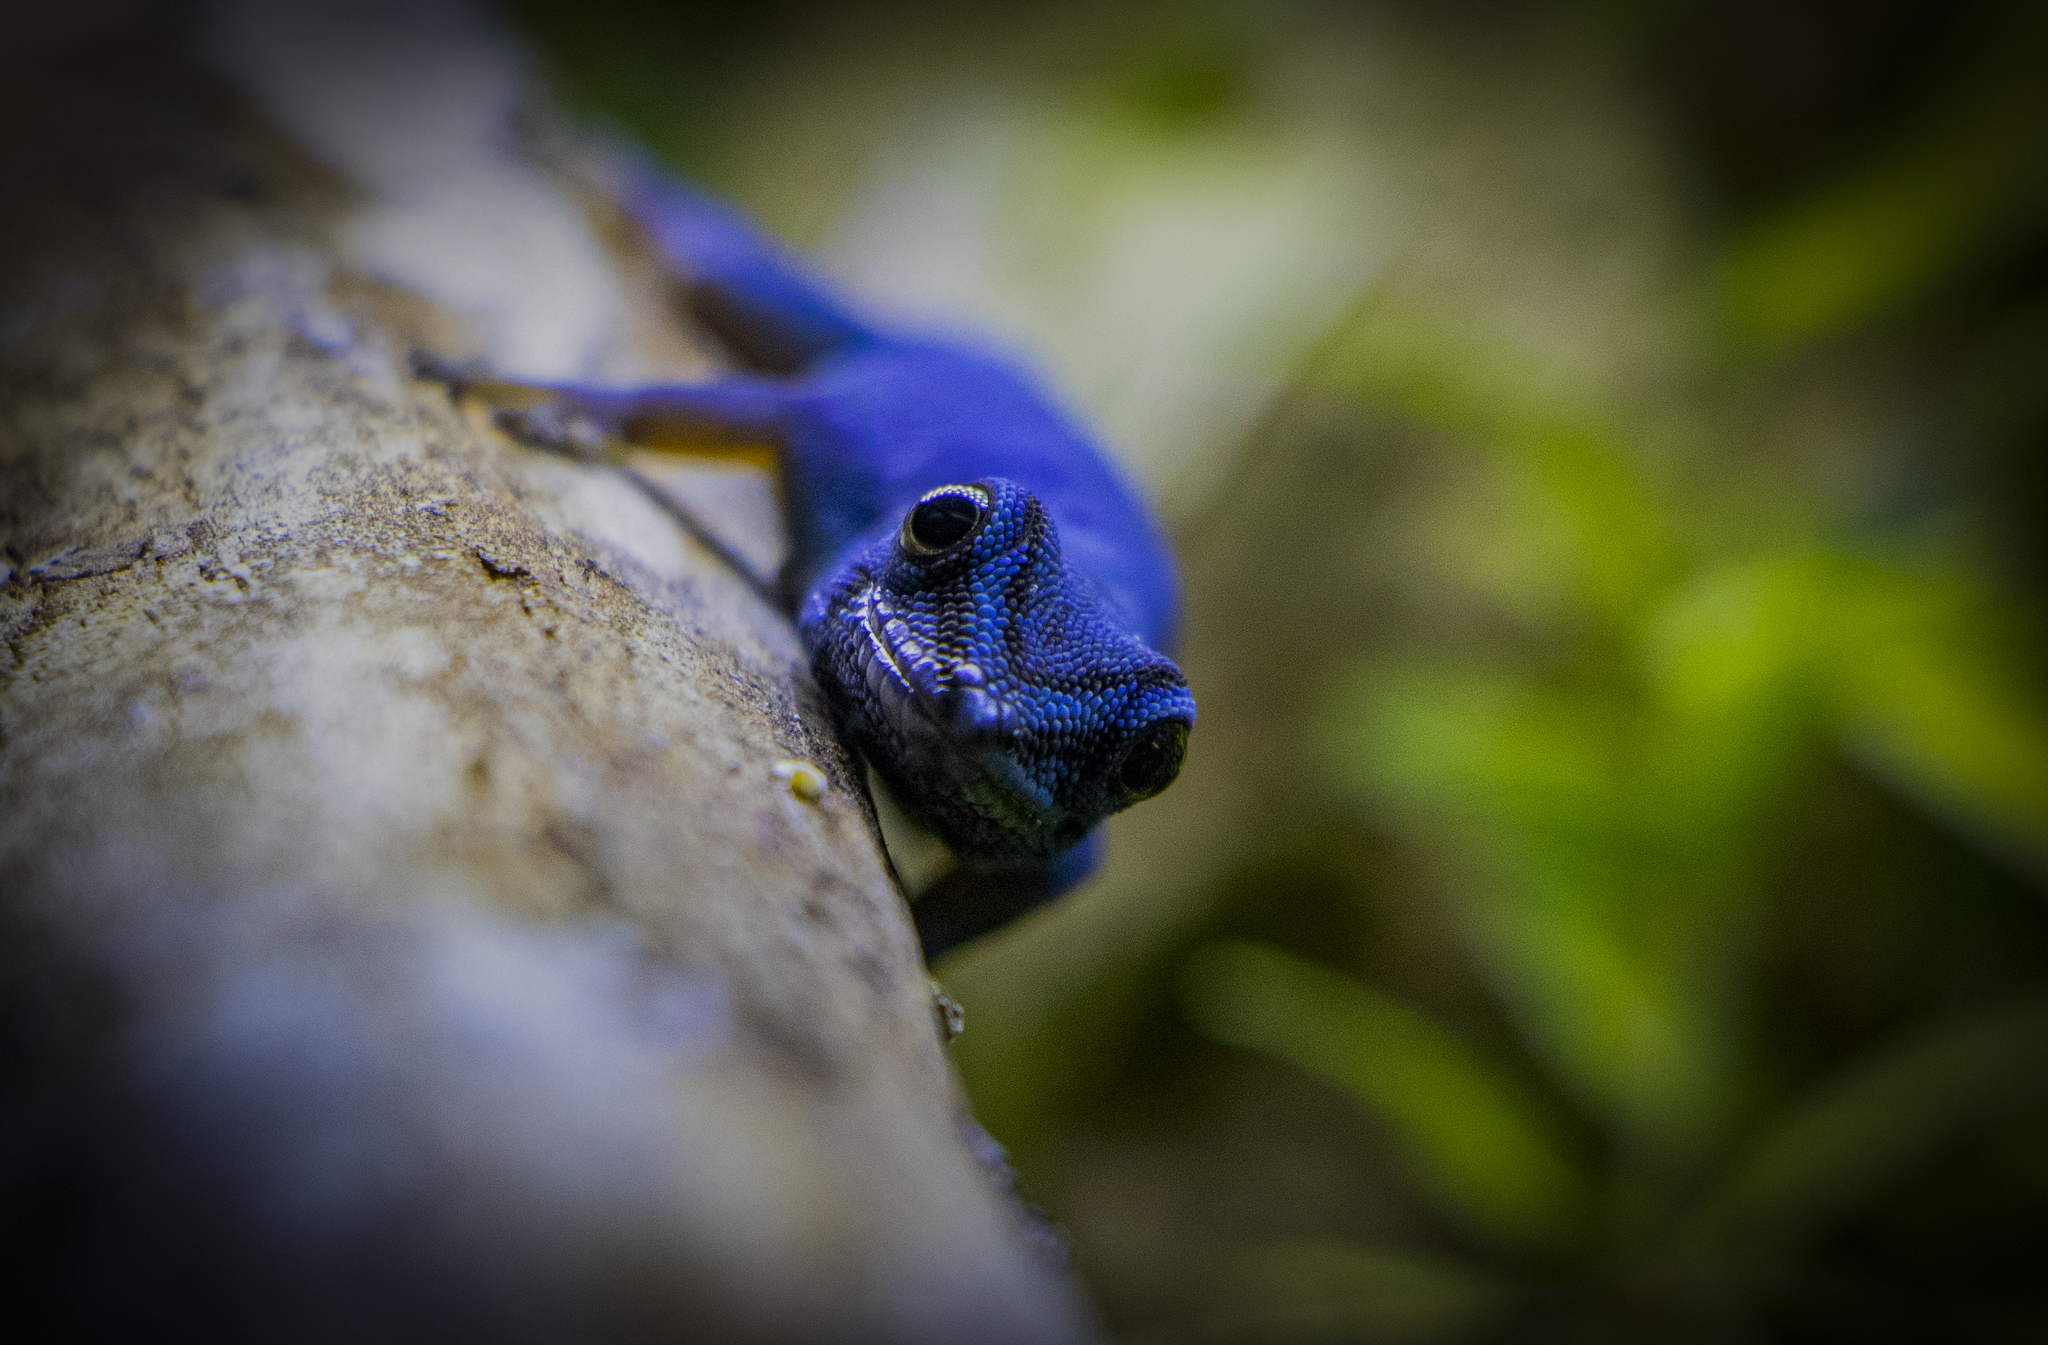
[{"x1": 0, "y1": 5, "x2": 1089, "y2": 1341}]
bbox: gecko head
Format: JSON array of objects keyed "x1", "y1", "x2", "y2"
[{"x1": 804, "y1": 478, "x2": 1195, "y2": 865}]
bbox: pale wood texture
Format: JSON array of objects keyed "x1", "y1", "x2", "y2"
[{"x1": 0, "y1": 4, "x2": 1091, "y2": 1340}]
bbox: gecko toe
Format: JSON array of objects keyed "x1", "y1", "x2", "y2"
[{"x1": 494, "y1": 405, "x2": 612, "y2": 460}]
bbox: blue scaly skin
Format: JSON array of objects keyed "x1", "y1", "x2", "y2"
[{"x1": 430, "y1": 161, "x2": 1195, "y2": 957}]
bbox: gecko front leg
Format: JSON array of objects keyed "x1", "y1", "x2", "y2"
[{"x1": 411, "y1": 351, "x2": 794, "y2": 462}]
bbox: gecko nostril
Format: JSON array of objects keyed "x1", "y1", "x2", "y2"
[
  {"x1": 1119, "y1": 719, "x2": 1188, "y2": 800},
  {"x1": 901, "y1": 486, "x2": 987, "y2": 555}
]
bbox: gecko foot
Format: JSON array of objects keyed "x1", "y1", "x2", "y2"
[
  {"x1": 409, "y1": 348, "x2": 487, "y2": 397},
  {"x1": 410, "y1": 349, "x2": 618, "y2": 462}
]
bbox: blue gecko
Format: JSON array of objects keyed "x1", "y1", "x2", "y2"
[{"x1": 427, "y1": 161, "x2": 1195, "y2": 957}]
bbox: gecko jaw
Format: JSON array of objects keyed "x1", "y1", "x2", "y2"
[
  {"x1": 860, "y1": 586, "x2": 917, "y2": 694},
  {"x1": 856, "y1": 585, "x2": 1008, "y2": 739}
]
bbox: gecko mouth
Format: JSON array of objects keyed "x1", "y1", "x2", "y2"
[{"x1": 854, "y1": 585, "x2": 1011, "y2": 740}]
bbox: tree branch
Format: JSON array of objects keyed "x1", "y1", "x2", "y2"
[{"x1": 0, "y1": 4, "x2": 1092, "y2": 1340}]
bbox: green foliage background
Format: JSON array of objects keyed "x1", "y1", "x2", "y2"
[{"x1": 511, "y1": 1, "x2": 2048, "y2": 1337}]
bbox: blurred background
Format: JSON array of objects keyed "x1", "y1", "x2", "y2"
[{"x1": 509, "y1": 1, "x2": 2048, "y2": 1338}]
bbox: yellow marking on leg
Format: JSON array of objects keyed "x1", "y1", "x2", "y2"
[
  {"x1": 443, "y1": 373, "x2": 552, "y2": 409},
  {"x1": 619, "y1": 421, "x2": 778, "y2": 470}
]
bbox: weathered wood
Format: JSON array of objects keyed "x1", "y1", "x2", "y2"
[{"x1": 0, "y1": 4, "x2": 1091, "y2": 1340}]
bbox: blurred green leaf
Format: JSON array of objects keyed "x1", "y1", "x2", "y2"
[
  {"x1": 1642, "y1": 551, "x2": 1850, "y2": 837},
  {"x1": 1723, "y1": 153, "x2": 2009, "y2": 347},
  {"x1": 1314, "y1": 303, "x2": 1609, "y2": 447},
  {"x1": 1833, "y1": 583, "x2": 2048, "y2": 887},
  {"x1": 1329, "y1": 667, "x2": 1753, "y2": 1163},
  {"x1": 1459, "y1": 890, "x2": 1732, "y2": 1172},
  {"x1": 1720, "y1": 42, "x2": 2048, "y2": 348},
  {"x1": 1644, "y1": 553, "x2": 1835, "y2": 724},
  {"x1": 1648, "y1": 547, "x2": 2048, "y2": 884},
  {"x1": 1199, "y1": 1240, "x2": 1516, "y2": 1345},
  {"x1": 1313, "y1": 305, "x2": 1683, "y2": 626},
  {"x1": 1183, "y1": 942, "x2": 1590, "y2": 1252},
  {"x1": 1687, "y1": 996, "x2": 2048, "y2": 1258}
]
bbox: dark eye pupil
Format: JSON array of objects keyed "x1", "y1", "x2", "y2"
[
  {"x1": 1120, "y1": 720, "x2": 1188, "y2": 799},
  {"x1": 907, "y1": 493, "x2": 982, "y2": 552}
]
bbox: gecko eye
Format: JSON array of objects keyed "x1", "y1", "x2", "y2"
[
  {"x1": 1119, "y1": 719, "x2": 1188, "y2": 800},
  {"x1": 900, "y1": 485, "x2": 988, "y2": 556}
]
